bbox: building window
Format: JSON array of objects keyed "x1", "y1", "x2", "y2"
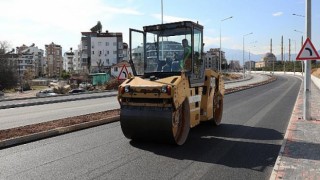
[
  {"x1": 107, "y1": 51, "x2": 109, "y2": 54},
  {"x1": 106, "y1": 42, "x2": 109, "y2": 46},
  {"x1": 106, "y1": 59, "x2": 109, "y2": 64},
  {"x1": 114, "y1": 67, "x2": 118, "y2": 72},
  {"x1": 92, "y1": 51, "x2": 94, "y2": 54}
]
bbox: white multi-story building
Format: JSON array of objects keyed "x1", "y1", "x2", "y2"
[
  {"x1": 73, "y1": 49, "x2": 82, "y2": 72},
  {"x1": 63, "y1": 48, "x2": 74, "y2": 72},
  {"x1": 81, "y1": 30, "x2": 123, "y2": 73},
  {"x1": 16, "y1": 44, "x2": 44, "y2": 77}
]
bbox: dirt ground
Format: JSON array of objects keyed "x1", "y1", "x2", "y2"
[
  {"x1": 3, "y1": 90, "x2": 39, "y2": 99},
  {"x1": 0, "y1": 109, "x2": 119, "y2": 141},
  {"x1": 312, "y1": 68, "x2": 320, "y2": 78}
]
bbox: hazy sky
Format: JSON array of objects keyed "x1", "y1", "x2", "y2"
[{"x1": 0, "y1": 0, "x2": 319, "y2": 57}]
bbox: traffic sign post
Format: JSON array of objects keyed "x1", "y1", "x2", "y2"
[
  {"x1": 296, "y1": 37, "x2": 320, "y2": 120},
  {"x1": 118, "y1": 65, "x2": 129, "y2": 80},
  {"x1": 297, "y1": 0, "x2": 316, "y2": 120},
  {"x1": 296, "y1": 38, "x2": 320, "y2": 60}
]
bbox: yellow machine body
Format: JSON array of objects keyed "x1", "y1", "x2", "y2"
[{"x1": 117, "y1": 21, "x2": 224, "y2": 145}]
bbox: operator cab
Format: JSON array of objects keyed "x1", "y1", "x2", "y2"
[{"x1": 129, "y1": 21, "x2": 205, "y2": 86}]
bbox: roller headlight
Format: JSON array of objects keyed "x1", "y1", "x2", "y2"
[{"x1": 124, "y1": 85, "x2": 130, "y2": 93}]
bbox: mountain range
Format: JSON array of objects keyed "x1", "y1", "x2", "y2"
[{"x1": 219, "y1": 48, "x2": 320, "y2": 65}]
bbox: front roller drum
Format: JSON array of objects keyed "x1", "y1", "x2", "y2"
[{"x1": 120, "y1": 100, "x2": 190, "y2": 145}]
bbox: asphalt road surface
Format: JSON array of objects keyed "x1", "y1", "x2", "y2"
[{"x1": 0, "y1": 75, "x2": 301, "y2": 180}]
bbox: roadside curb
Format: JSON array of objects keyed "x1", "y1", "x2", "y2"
[
  {"x1": 0, "y1": 115, "x2": 119, "y2": 149},
  {"x1": 224, "y1": 74, "x2": 253, "y2": 84},
  {"x1": 225, "y1": 75, "x2": 276, "y2": 94},
  {"x1": 270, "y1": 75, "x2": 320, "y2": 179},
  {"x1": 269, "y1": 76, "x2": 303, "y2": 180}
]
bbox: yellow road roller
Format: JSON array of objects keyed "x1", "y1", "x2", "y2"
[{"x1": 118, "y1": 21, "x2": 224, "y2": 145}]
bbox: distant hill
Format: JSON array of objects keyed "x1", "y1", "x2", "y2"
[{"x1": 212, "y1": 48, "x2": 320, "y2": 65}]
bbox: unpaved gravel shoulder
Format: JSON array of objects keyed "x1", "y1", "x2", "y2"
[{"x1": 0, "y1": 109, "x2": 119, "y2": 141}]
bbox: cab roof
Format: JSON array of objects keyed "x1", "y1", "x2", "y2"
[{"x1": 143, "y1": 21, "x2": 203, "y2": 36}]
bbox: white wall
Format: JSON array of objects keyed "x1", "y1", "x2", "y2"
[{"x1": 91, "y1": 37, "x2": 117, "y2": 68}]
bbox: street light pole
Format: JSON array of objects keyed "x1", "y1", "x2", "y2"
[
  {"x1": 292, "y1": 11, "x2": 305, "y2": 76},
  {"x1": 161, "y1": 0, "x2": 164, "y2": 61},
  {"x1": 294, "y1": 30, "x2": 304, "y2": 76},
  {"x1": 292, "y1": 13, "x2": 305, "y2": 17},
  {"x1": 292, "y1": 11, "x2": 305, "y2": 77},
  {"x1": 243, "y1": 32, "x2": 253, "y2": 79},
  {"x1": 219, "y1": 16, "x2": 233, "y2": 72},
  {"x1": 161, "y1": 0, "x2": 163, "y2": 24},
  {"x1": 292, "y1": 39, "x2": 296, "y2": 75},
  {"x1": 249, "y1": 41, "x2": 257, "y2": 75}
]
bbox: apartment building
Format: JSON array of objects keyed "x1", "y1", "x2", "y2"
[
  {"x1": 45, "y1": 42, "x2": 63, "y2": 77},
  {"x1": 73, "y1": 49, "x2": 82, "y2": 72},
  {"x1": 16, "y1": 44, "x2": 44, "y2": 77},
  {"x1": 245, "y1": 60, "x2": 256, "y2": 70},
  {"x1": 229, "y1": 60, "x2": 241, "y2": 71},
  {"x1": 204, "y1": 48, "x2": 226, "y2": 70},
  {"x1": 63, "y1": 48, "x2": 74, "y2": 72},
  {"x1": 80, "y1": 30, "x2": 123, "y2": 73}
]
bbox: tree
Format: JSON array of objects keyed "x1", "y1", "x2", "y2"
[
  {"x1": 61, "y1": 70, "x2": 71, "y2": 80},
  {"x1": 97, "y1": 59, "x2": 104, "y2": 73},
  {"x1": 0, "y1": 41, "x2": 18, "y2": 90},
  {"x1": 0, "y1": 41, "x2": 11, "y2": 54}
]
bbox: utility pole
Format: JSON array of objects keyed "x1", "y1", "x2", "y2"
[
  {"x1": 243, "y1": 32, "x2": 253, "y2": 79},
  {"x1": 289, "y1": 38, "x2": 291, "y2": 62},
  {"x1": 284, "y1": 46, "x2": 286, "y2": 74}
]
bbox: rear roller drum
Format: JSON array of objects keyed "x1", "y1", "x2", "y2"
[
  {"x1": 212, "y1": 94, "x2": 223, "y2": 126},
  {"x1": 172, "y1": 99, "x2": 190, "y2": 145}
]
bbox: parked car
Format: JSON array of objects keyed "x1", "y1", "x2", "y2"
[
  {"x1": 68, "y1": 89, "x2": 86, "y2": 94},
  {"x1": 36, "y1": 89, "x2": 57, "y2": 97},
  {"x1": 79, "y1": 82, "x2": 92, "y2": 89}
]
